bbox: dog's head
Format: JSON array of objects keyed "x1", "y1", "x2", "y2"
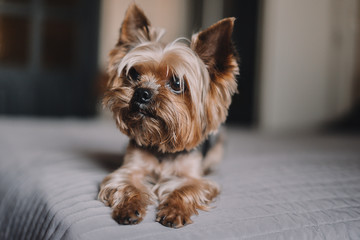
[{"x1": 104, "y1": 4, "x2": 238, "y2": 153}]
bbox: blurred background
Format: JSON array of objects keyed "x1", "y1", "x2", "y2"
[{"x1": 0, "y1": 0, "x2": 359, "y2": 133}]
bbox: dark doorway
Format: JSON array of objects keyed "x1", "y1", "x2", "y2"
[{"x1": 223, "y1": 0, "x2": 261, "y2": 126}]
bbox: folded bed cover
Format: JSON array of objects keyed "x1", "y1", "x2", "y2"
[{"x1": 0, "y1": 118, "x2": 360, "y2": 240}]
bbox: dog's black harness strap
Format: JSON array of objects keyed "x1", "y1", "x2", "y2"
[{"x1": 200, "y1": 134, "x2": 219, "y2": 157}]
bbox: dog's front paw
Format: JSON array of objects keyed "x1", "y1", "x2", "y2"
[
  {"x1": 112, "y1": 196, "x2": 147, "y2": 225},
  {"x1": 156, "y1": 199, "x2": 193, "y2": 228},
  {"x1": 100, "y1": 185, "x2": 150, "y2": 225}
]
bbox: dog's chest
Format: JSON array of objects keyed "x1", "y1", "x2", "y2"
[{"x1": 148, "y1": 150, "x2": 203, "y2": 179}]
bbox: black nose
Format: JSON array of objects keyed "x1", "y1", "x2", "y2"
[{"x1": 133, "y1": 88, "x2": 153, "y2": 104}]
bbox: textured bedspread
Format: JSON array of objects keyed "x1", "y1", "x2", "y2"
[{"x1": 0, "y1": 118, "x2": 360, "y2": 240}]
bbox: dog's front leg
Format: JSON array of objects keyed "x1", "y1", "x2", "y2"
[
  {"x1": 155, "y1": 177, "x2": 220, "y2": 228},
  {"x1": 98, "y1": 143, "x2": 157, "y2": 224},
  {"x1": 154, "y1": 152, "x2": 220, "y2": 228}
]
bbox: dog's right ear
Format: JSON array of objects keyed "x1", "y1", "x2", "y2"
[
  {"x1": 117, "y1": 4, "x2": 151, "y2": 46},
  {"x1": 107, "y1": 4, "x2": 151, "y2": 79}
]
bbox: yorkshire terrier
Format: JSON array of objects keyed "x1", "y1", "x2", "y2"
[{"x1": 98, "y1": 4, "x2": 238, "y2": 228}]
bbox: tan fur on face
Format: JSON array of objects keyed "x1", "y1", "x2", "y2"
[
  {"x1": 104, "y1": 40, "x2": 210, "y2": 152},
  {"x1": 99, "y1": 3, "x2": 238, "y2": 228},
  {"x1": 104, "y1": 20, "x2": 238, "y2": 152}
]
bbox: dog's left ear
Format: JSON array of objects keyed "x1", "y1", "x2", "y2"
[
  {"x1": 117, "y1": 4, "x2": 151, "y2": 46},
  {"x1": 191, "y1": 18, "x2": 237, "y2": 76},
  {"x1": 192, "y1": 18, "x2": 239, "y2": 134}
]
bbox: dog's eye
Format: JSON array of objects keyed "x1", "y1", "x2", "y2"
[
  {"x1": 127, "y1": 67, "x2": 140, "y2": 81},
  {"x1": 169, "y1": 75, "x2": 184, "y2": 94}
]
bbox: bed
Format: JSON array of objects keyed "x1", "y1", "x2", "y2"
[{"x1": 0, "y1": 118, "x2": 359, "y2": 239}]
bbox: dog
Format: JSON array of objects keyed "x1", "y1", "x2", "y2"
[{"x1": 98, "y1": 3, "x2": 238, "y2": 228}]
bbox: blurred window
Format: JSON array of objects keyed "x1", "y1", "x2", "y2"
[
  {"x1": 44, "y1": 0, "x2": 78, "y2": 7},
  {"x1": 42, "y1": 20, "x2": 75, "y2": 70},
  {"x1": 0, "y1": 0, "x2": 99, "y2": 116},
  {"x1": 0, "y1": 15, "x2": 29, "y2": 66}
]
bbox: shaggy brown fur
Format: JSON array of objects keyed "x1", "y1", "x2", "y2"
[{"x1": 98, "y1": 3, "x2": 238, "y2": 228}]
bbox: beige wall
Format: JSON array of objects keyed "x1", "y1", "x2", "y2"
[
  {"x1": 202, "y1": 0, "x2": 224, "y2": 29},
  {"x1": 356, "y1": 2, "x2": 360, "y2": 103},
  {"x1": 258, "y1": 0, "x2": 359, "y2": 132}
]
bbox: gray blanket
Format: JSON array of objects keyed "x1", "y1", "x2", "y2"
[{"x1": 0, "y1": 118, "x2": 360, "y2": 240}]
